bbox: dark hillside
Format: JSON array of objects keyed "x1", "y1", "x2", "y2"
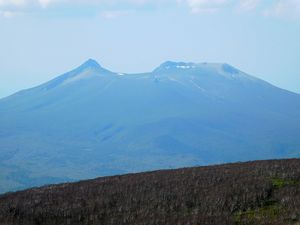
[{"x1": 0, "y1": 159, "x2": 299, "y2": 225}]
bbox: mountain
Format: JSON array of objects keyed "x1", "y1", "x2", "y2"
[
  {"x1": 0, "y1": 59, "x2": 300, "y2": 193},
  {"x1": 0, "y1": 159, "x2": 299, "y2": 225}
]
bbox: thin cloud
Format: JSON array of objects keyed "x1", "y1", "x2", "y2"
[
  {"x1": 184, "y1": 0, "x2": 229, "y2": 13},
  {"x1": 0, "y1": 0, "x2": 300, "y2": 20},
  {"x1": 101, "y1": 10, "x2": 131, "y2": 19},
  {"x1": 0, "y1": 9, "x2": 21, "y2": 17},
  {"x1": 180, "y1": 0, "x2": 261, "y2": 14},
  {"x1": 0, "y1": 0, "x2": 26, "y2": 6},
  {"x1": 237, "y1": 0, "x2": 260, "y2": 12},
  {"x1": 0, "y1": 0, "x2": 171, "y2": 18},
  {"x1": 38, "y1": 0, "x2": 52, "y2": 8},
  {"x1": 264, "y1": 0, "x2": 300, "y2": 19}
]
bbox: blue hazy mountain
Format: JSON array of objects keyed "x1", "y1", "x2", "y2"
[{"x1": 0, "y1": 59, "x2": 300, "y2": 193}]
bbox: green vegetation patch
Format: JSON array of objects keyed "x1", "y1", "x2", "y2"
[
  {"x1": 271, "y1": 178, "x2": 300, "y2": 189},
  {"x1": 234, "y1": 204, "x2": 281, "y2": 224},
  {"x1": 234, "y1": 177, "x2": 300, "y2": 224}
]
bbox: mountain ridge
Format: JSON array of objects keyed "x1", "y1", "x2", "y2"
[
  {"x1": 0, "y1": 59, "x2": 299, "y2": 193},
  {"x1": 1, "y1": 59, "x2": 299, "y2": 101}
]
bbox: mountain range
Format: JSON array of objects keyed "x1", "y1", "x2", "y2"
[{"x1": 0, "y1": 59, "x2": 299, "y2": 193}]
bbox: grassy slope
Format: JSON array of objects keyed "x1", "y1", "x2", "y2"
[{"x1": 0, "y1": 158, "x2": 299, "y2": 225}]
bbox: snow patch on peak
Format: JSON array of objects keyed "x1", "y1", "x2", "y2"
[
  {"x1": 176, "y1": 65, "x2": 196, "y2": 69},
  {"x1": 154, "y1": 61, "x2": 197, "y2": 72}
]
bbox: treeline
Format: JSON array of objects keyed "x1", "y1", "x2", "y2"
[{"x1": 0, "y1": 159, "x2": 299, "y2": 225}]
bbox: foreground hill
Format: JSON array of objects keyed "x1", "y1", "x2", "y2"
[
  {"x1": 0, "y1": 59, "x2": 300, "y2": 193},
  {"x1": 0, "y1": 159, "x2": 299, "y2": 225}
]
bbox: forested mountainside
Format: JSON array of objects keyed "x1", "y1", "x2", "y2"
[{"x1": 0, "y1": 158, "x2": 299, "y2": 225}]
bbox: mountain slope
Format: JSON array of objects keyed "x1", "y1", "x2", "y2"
[
  {"x1": 0, "y1": 59, "x2": 300, "y2": 193},
  {"x1": 0, "y1": 159, "x2": 299, "y2": 225}
]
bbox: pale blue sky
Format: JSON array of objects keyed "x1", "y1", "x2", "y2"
[{"x1": 0, "y1": 0, "x2": 300, "y2": 98}]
